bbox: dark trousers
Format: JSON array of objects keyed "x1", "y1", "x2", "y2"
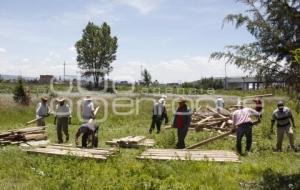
[
  {"x1": 177, "y1": 127, "x2": 188, "y2": 149},
  {"x1": 82, "y1": 126, "x2": 99, "y2": 148},
  {"x1": 161, "y1": 112, "x2": 169, "y2": 124},
  {"x1": 236, "y1": 122, "x2": 253, "y2": 154},
  {"x1": 57, "y1": 117, "x2": 69, "y2": 143},
  {"x1": 150, "y1": 115, "x2": 162, "y2": 132}
]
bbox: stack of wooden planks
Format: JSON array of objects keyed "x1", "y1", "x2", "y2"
[
  {"x1": 24, "y1": 144, "x2": 116, "y2": 160},
  {"x1": 138, "y1": 149, "x2": 240, "y2": 162},
  {"x1": 191, "y1": 106, "x2": 234, "y2": 133},
  {"x1": 0, "y1": 127, "x2": 47, "y2": 146},
  {"x1": 106, "y1": 136, "x2": 155, "y2": 148}
]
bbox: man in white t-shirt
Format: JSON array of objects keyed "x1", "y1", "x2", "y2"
[{"x1": 82, "y1": 96, "x2": 95, "y2": 122}]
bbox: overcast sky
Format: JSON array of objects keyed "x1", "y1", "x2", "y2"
[{"x1": 0, "y1": 0, "x2": 254, "y2": 83}]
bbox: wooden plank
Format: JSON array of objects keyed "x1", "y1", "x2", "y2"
[
  {"x1": 186, "y1": 130, "x2": 234, "y2": 149},
  {"x1": 25, "y1": 148, "x2": 107, "y2": 160},
  {"x1": 206, "y1": 106, "x2": 227, "y2": 118},
  {"x1": 23, "y1": 133, "x2": 47, "y2": 141},
  {"x1": 243, "y1": 94, "x2": 273, "y2": 99},
  {"x1": 220, "y1": 122, "x2": 226, "y2": 129},
  {"x1": 45, "y1": 146, "x2": 115, "y2": 155},
  {"x1": 138, "y1": 149, "x2": 239, "y2": 162},
  {"x1": 196, "y1": 116, "x2": 214, "y2": 125}
]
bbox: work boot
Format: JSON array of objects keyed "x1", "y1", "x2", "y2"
[
  {"x1": 156, "y1": 130, "x2": 160, "y2": 134},
  {"x1": 149, "y1": 129, "x2": 153, "y2": 134},
  {"x1": 65, "y1": 135, "x2": 69, "y2": 143}
]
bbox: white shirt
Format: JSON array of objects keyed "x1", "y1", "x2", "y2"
[
  {"x1": 153, "y1": 102, "x2": 164, "y2": 116},
  {"x1": 82, "y1": 100, "x2": 94, "y2": 118},
  {"x1": 36, "y1": 102, "x2": 49, "y2": 118},
  {"x1": 232, "y1": 107, "x2": 260, "y2": 126},
  {"x1": 215, "y1": 98, "x2": 224, "y2": 108},
  {"x1": 55, "y1": 104, "x2": 71, "y2": 118}
]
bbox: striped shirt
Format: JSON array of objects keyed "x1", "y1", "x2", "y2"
[
  {"x1": 272, "y1": 107, "x2": 293, "y2": 127},
  {"x1": 232, "y1": 108, "x2": 260, "y2": 126}
]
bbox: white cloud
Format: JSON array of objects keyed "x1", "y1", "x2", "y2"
[
  {"x1": 110, "y1": 56, "x2": 249, "y2": 83},
  {"x1": 68, "y1": 46, "x2": 76, "y2": 52},
  {"x1": 22, "y1": 58, "x2": 30, "y2": 62},
  {"x1": 117, "y1": 0, "x2": 162, "y2": 14},
  {"x1": 0, "y1": 48, "x2": 7, "y2": 53}
]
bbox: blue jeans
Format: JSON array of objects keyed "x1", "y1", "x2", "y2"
[{"x1": 236, "y1": 122, "x2": 253, "y2": 154}]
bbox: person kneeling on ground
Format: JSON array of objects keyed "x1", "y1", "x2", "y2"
[
  {"x1": 172, "y1": 96, "x2": 192, "y2": 149},
  {"x1": 232, "y1": 102, "x2": 261, "y2": 155},
  {"x1": 75, "y1": 120, "x2": 99, "y2": 148}
]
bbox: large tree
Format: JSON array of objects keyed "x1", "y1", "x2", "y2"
[
  {"x1": 210, "y1": 0, "x2": 300, "y2": 91},
  {"x1": 141, "y1": 69, "x2": 152, "y2": 87},
  {"x1": 76, "y1": 22, "x2": 118, "y2": 88}
]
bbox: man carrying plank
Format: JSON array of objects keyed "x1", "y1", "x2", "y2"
[
  {"x1": 271, "y1": 101, "x2": 298, "y2": 152},
  {"x1": 232, "y1": 102, "x2": 261, "y2": 155},
  {"x1": 36, "y1": 97, "x2": 51, "y2": 126},
  {"x1": 54, "y1": 97, "x2": 71, "y2": 144},
  {"x1": 172, "y1": 96, "x2": 192, "y2": 149},
  {"x1": 82, "y1": 96, "x2": 95, "y2": 122},
  {"x1": 75, "y1": 120, "x2": 99, "y2": 148}
]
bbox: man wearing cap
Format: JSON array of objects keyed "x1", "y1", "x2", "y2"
[
  {"x1": 75, "y1": 120, "x2": 99, "y2": 148},
  {"x1": 271, "y1": 101, "x2": 297, "y2": 152},
  {"x1": 172, "y1": 96, "x2": 192, "y2": 149},
  {"x1": 149, "y1": 98, "x2": 164, "y2": 134},
  {"x1": 36, "y1": 97, "x2": 50, "y2": 126},
  {"x1": 54, "y1": 97, "x2": 71, "y2": 143},
  {"x1": 232, "y1": 102, "x2": 261, "y2": 155},
  {"x1": 82, "y1": 96, "x2": 95, "y2": 122}
]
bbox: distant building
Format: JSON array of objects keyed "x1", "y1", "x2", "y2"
[
  {"x1": 224, "y1": 77, "x2": 262, "y2": 90},
  {"x1": 39, "y1": 75, "x2": 54, "y2": 84}
]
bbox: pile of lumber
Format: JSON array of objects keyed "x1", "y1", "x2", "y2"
[
  {"x1": 24, "y1": 144, "x2": 116, "y2": 160},
  {"x1": 191, "y1": 106, "x2": 234, "y2": 133},
  {"x1": 0, "y1": 127, "x2": 47, "y2": 146},
  {"x1": 106, "y1": 136, "x2": 155, "y2": 148},
  {"x1": 138, "y1": 149, "x2": 240, "y2": 163}
]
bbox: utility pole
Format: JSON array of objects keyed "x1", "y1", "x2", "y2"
[
  {"x1": 63, "y1": 62, "x2": 66, "y2": 82},
  {"x1": 224, "y1": 62, "x2": 227, "y2": 90}
]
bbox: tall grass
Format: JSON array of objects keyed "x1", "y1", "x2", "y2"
[{"x1": 0, "y1": 94, "x2": 299, "y2": 189}]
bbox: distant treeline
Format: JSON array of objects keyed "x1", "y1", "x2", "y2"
[{"x1": 182, "y1": 77, "x2": 224, "y2": 89}]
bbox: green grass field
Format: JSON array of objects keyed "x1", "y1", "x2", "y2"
[{"x1": 0, "y1": 93, "x2": 299, "y2": 190}]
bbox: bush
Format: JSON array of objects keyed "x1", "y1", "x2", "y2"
[{"x1": 13, "y1": 78, "x2": 31, "y2": 105}]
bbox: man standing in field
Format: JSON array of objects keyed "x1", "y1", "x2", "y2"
[
  {"x1": 82, "y1": 96, "x2": 95, "y2": 122},
  {"x1": 253, "y1": 96, "x2": 263, "y2": 113},
  {"x1": 232, "y1": 102, "x2": 261, "y2": 155},
  {"x1": 172, "y1": 96, "x2": 191, "y2": 149},
  {"x1": 149, "y1": 98, "x2": 164, "y2": 134},
  {"x1": 36, "y1": 97, "x2": 50, "y2": 126},
  {"x1": 215, "y1": 96, "x2": 225, "y2": 112},
  {"x1": 54, "y1": 97, "x2": 71, "y2": 144},
  {"x1": 160, "y1": 95, "x2": 169, "y2": 125},
  {"x1": 271, "y1": 101, "x2": 298, "y2": 152}
]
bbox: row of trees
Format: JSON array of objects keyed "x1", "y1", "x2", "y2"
[{"x1": 211, "y1": 0, "x2": 300, "y2": 93}]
